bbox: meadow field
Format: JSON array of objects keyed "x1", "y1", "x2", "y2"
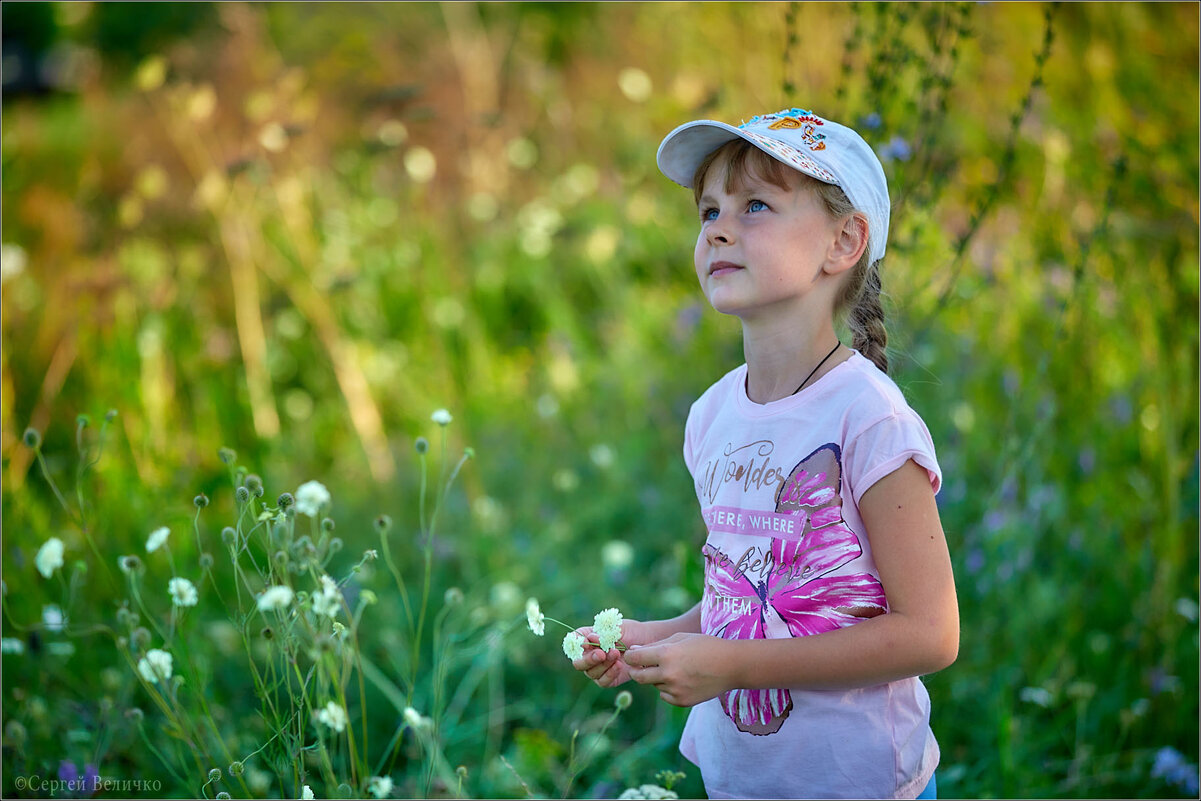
[{"x1": 1, "y1": 2, "x2": 1197, "y2": 798}]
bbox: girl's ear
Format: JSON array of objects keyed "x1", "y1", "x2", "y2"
[{"x1": 824, "y1": 213, "x2": 869, "y2": 275}]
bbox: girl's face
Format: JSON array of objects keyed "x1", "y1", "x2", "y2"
[{"x1": 693, "y1": 157, "x2": 845, "y2": 325}]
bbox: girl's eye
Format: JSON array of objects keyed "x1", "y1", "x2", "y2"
[
  {"x1": 748, "y1": 199, "x2": 768, "y2": 213},
  {"x1": 700, "y1": 207, "x2": 719, "y2": 222}
]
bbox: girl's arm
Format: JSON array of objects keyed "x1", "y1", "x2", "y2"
[
  {"x1": 573, "y1": 603, "x2": 702, "y2": 688},
  {"x1": 623, "y1": 459, "x2": 959, "y2": 706}
]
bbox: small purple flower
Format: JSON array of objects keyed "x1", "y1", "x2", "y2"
[
  {"x1": 1077, "y1": 447, "x2": 1096, "y2": 475},
  {"x1": 56, "y1": 761, "x2": 99, "y2": 797},
  {"x1": 1151, "y1": 747, "x2": 1200, "y2": 796},
  {"x1": 965, "y1": 549, "x2": 985, "y2": 575},
  {"x1": 876, "y1": 135, "x2": 911, "y2": 163},
  {"x1": 860, "y1": 112, "x2": 882, "y2": 130}
]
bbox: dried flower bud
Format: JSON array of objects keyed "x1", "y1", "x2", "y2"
[
  {"x1": 199, "y1": 552, "x2": 214, "y2": 570},
  {"x1": 415, "y1": 437, "x2": 429, "y2": 454},
  {"x1": 236, "y1": 486, "x2": 251, "y2": 504},
  {"x1": 216, "y1": 794, "x2": 231, "y2": 800},
  {"x1": 456, "y1": 766, "x2": 468, "y2": 778},
  {"x1": 131, "y1": 627, "x2": 151, "y2": 650},
  {"x1": 374, "y1": 515, "x2": 392, "y2": 534},
  {"x1": 218, "y1": 447, "x2": 236, "y2": 465},
  {"x1": 244, "y1": 474, "x2": 264, "y2": 497},
  {"x1": 23, "y1": 428, "x2": 41, "y2": 449},
  {"x1": 119, "y1": 555, "x2": 143, "y2": 574},
  {"x1": 363, "y1": 549, "x2": 378, "y2": 561},
  {"x1": 277, "y1": 492, "x2": 294, "y2": 509},
  {"x1": 208, "y1": 768, "x2": 222, "y2": 782},
  {"x1": 194, "y1": 493, "x2": 210, "y2": 509},
  {"x1": 615, "y1": 690, "x2": 633, "y2": 710},
  {"x1": 228, "y1": 761, "x2": 244, "y2": 777},
  {"x1": 260, "y1": 626, "x2": 274, "y2": 640},
  {"x1": 221, "y1": 527, "x2": 237, "y2": 546}
]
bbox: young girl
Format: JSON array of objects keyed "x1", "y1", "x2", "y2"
[{"x1": 572, "y1": 108, "x2": 959, "y2": 799}]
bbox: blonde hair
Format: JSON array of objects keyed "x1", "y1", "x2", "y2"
[{"x1": 691, "y1": 140, "x2": 889, "y2": 373}]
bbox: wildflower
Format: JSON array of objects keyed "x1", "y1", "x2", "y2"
[
  {"x1": 615, "y1": 690, "x2": 633, "y2": 710},
  {"x1": 137, "y1": 648, "x2": 173, "y2": 683},
  {"x1": 593, "y1": 607, "x2": 624, "y2": 651},
  {"x1": 244, "y1": 474, "x2": 264, "y2": 498},
  {"x1": 876, "y1": 135, "x2": 911, "y2": 164},
  {"x1": 311, "y1": 575, "x2": 341, "y2": 618},
  {"x1": 168, "y1": 577, "x2": 199, "y2": 608},
  {"x1": 236, "y1": 486, "x2": 251, "y2": 504},
  {"x1": 23, "y1": 427, "x2": 41, "y2": 448},
  {"x1": 403, "y1": 706, "x2": 430, "y2": 730},
  {"x1": 316, "y1": 701, "x2": 348, "y2": 732},
  {"x1": 257, "y1": 585, "x2": 295, "y2": 612},
  {"x1": 618, "y1": 785, "x2": 678, "y2": 800},
  {"x1": 295, "y1": 480, "x2": 332, "y2": 517},
  {"x1": 277, "y1": 492, "x2": 294, "y2": 510},
  {"x1": 302, "y1": 786, "x2": 315, "y2": 800},
  {"x1": 1019, "y1": 686, "x2": 1053, "y2": 708},
  {"x1": 146, "y1": 527, "x2": 170, "y2": 553},
  {"x1": 43, "y1": 605, "x2": 66, "y2": 632},
  {"x1": 1, "y1": 638, "x2": 25, "y2": 654},
  {"x1": 525, "y1": 598, "x2": 545, "y2": 636},
  {"x1": 601, "y1": 540, "x2": 634, "y2": 572},
  {"x1": 1151, "y1": 746, "x2": 1200, "y2": 796},
  {"x1": 431, "y1": 409, "x2": 453, "y2": 426},
  {"x1": 35, "y1": 537, "x2": 65, "y2": 579},
  {"x1": 194, "y1": 493, "x2": 210, "y2": 509},
  {"x1": 562, "y1": 631, "x2": 586, "y2": 661},
  {"x1": 368, "y1": 776, "x2": 394, "y2": 798}
]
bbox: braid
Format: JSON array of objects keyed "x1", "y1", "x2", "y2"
[{"x1": 848, "y1": 260, "x2": 889, "y2": 374}]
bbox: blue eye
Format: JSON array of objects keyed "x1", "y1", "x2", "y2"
[
  {"x1": 700, "y1": 207, "x2": 719, "y2": 221},
  {"x1": 748, "y1": 199, "x2": 768, "y2": 213}
]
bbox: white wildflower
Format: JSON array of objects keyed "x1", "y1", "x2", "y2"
[
  {"x1": 525, "y1": 598, "x2": 545, "y2": 636},
  {"x1": 593, "y1": 607, "x2": 624, "y2": 651},
  {"x1": 35, "y1": 537, "x2": 65, "y2": 578},
  {"x1": 311, "y1": 575, "x2": 341, "y2": 618},
  {"x1": 301, "y1": 786, "x2": 315, "y2": 800},
  {"x1": 368, "y1": 776, "x2": 394, "y2": 798},
  {"x1": 294, "y1": 480, "x2": 331, "y2": 517},
  {"x1": 562, "y1": 631, "x2": 586, "y2": 662},
  {"x1": 257, "y1": 585, "x2": 295, "y2": 612},
  {"x1": 42, "y1": 604, "x2": 65, "y2": 632},
  {"x1": 1019, "y1": 686, "x2": 1054, "y2": 708},
  {"x1": 403, "y1": 706, "x2": 426, "y2": 729},
  {"x1": 316, "y1": 701, "x2": 347, "y2": 732},
  {"x1": 146, "y1": 526, "x2": 170, "y2": 553},
  {"x1": 137, "y1": 648, "x2": 173, "y2": 683},
  {"x1": 1, "y1": 638, "x2": 25, "y2": 654},
  {"x1": 168, "y1": 577, "x2": 199, "y2": 608},
  {"x1": 431, "y1": 408, "x2": 453, "y2": 426},
  {"x1": 618, "y1": 785, "x2": 678, "y2": 800}
]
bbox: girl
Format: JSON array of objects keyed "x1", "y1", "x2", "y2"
[{"x1": 572, "y1": 108, "x2": 959, "y2": 799}]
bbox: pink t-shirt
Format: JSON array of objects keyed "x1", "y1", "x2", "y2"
[{"x1": 678, "y1": 353, "x2": 942, "y2": 800}]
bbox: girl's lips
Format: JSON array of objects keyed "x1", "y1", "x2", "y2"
[{"x1": 709, "y1": 261, "x2": 743, "y2": 277}]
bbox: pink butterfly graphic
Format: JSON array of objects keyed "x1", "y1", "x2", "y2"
[{"x1": 701, "y1": 443, "x2": 887, "y2": 735}]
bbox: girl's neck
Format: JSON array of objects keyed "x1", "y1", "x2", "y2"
[{"x1": 741, "y1": 317, "x2": 848, "y2": 404}]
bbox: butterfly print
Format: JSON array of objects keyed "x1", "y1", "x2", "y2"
[{"x1": 702, "y1": 443, "x2": 887, "y2": 735}]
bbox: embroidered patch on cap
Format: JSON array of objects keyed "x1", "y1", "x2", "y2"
[{"x1": 740, "y1": 129, "x2": 838, "y2": 184}]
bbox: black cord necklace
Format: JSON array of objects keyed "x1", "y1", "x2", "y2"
[{"x1": 792, "y1": 341, "x2": 842, "y2": 395}]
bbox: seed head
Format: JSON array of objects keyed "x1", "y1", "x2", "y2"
[
  {"x1": 208, "y1": 768, "x2": 222, "y2": 783},
  {"x1": 235, "y1": 486, "x2": 250, "y2": 504},
  {"x1": 615, "y1": 690, "x2": 633, "y2": 710},
  {"x1": 221, "y1": 527, "x2": 237, "y2": 546},
  {"x1": 228, "y1": 761, "x2": 244, "y2": 777},
  {"x1": 194, "y1": 493, "x2": 210, "y2": 509},
  {"x1": 374, "y1": 515, "x2": 392, "y2": 534},
  {"x1": 22, "y1": 428, "x2": 41, "y2": 449},
  {"x1": 119, "y1": 555, "x2": 144, "y2": 574},
  {"x1": 216, "y1": 794, "x2": 231, "y2": 800},
  {"x1": 244, "y1": 474, "x2": 264, "y2": 497},
  {"x1": 415, "y1": 437, "x2": 429, "y2": 455},
  {"x1": 218, "y1": 447, "x2": 236, "y2": 465},
  {"x1": 199, "y1": 552, "x2": 214, "y2": 570},
  {"x1": 277, "y1": 492, "x2": 294, "y2": 509}
]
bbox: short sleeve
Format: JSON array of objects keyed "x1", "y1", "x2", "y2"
[{"x1": 843, "y1": 410, "x2": 942, "y2": 505}]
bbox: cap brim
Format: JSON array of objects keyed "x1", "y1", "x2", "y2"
[{"x1": 656, "y1": 120, "x2": 747, "y2": 188}]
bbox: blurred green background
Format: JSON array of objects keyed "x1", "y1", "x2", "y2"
[{"x1": 2, "y1": 2, "x2": 1198, "y2": 798}]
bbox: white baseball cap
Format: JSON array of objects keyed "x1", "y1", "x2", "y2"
[{"x1": 656, "y1": 107, "x2": 891, "y2": 264}]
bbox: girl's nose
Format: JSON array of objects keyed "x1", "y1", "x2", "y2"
[{"x1": 706, "y1": 215, "x2": 734, "y2": 245}]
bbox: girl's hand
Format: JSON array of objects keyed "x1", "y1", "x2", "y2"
[
  {"x1": 570, "y1": 619, "x2": 659, "y2": 688},
  {"x1": 623, "y1": 632, "x2": 732, "y2": 707}
]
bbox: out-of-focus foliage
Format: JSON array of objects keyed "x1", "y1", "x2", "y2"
[{"x1": 1, "y1": 2, "x2": 1197, "y2": 798}]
